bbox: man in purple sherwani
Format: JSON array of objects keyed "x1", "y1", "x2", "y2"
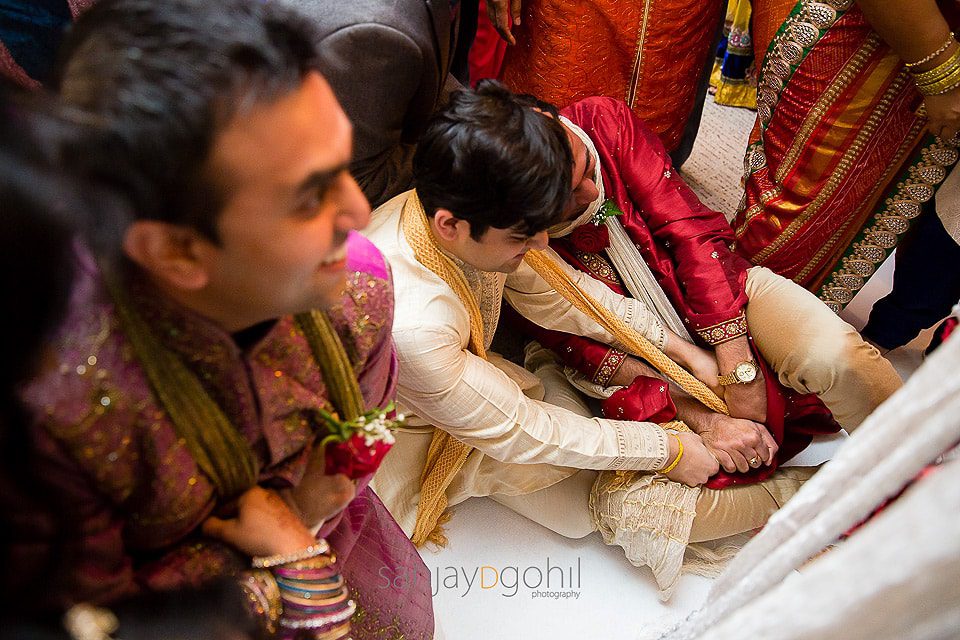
[{"x1": 9, "y1": 1, "x2": 432, "y2": 637}]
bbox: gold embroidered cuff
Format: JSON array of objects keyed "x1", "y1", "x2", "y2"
[
  {"x1": 697, "y1": 315, "x2": 748, "y2": 346},
  {"x1": 594, "y1": 349, "x2": 628, "y2": 387}
]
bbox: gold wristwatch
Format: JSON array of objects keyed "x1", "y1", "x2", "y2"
[{"x1": 718, "y1": 359, "x2": 759, "y2": 386}]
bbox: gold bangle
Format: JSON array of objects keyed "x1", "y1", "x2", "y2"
[
  {"x1": 239, "y1": 570, "x2": 283, "y2": 635},
  {"x1": 918, "y1": 72, "x2": 960, "y2": 95},
  {"x1": 912, "y1": 47, "x2": 960, "y2": 83},
  {"x1": 905, "y1": 32, "x2": 957, "y2": 68},
  {"x1": 917, "y1": 66, "x2": 960, "y2": 95},
  {"x1": 921, "y1": 78, "x2": 960, "y2": 97},
  {"x1": 915, "y1": 59, "x2": 960, "y2": 90},
  {"x1": 660, "y1": 434, "x2": 684, "y2": 474}
]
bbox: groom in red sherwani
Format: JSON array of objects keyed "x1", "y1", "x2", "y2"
[{"x1": 509, "y1": 94, "x2": 903, "y2": 489}]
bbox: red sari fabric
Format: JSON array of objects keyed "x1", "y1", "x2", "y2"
[
  {"x1": 734, "y1": 1, "x2": 960, "y2": 308},
  {"x1": 468, "y1": 0, "x2": 508, "y2": 85},
  {"x1": 497, "y1": 0, "x2": 724, "y2": 151},
  {"x1": 752, "y1": 0, "x2": 799, "y2": 64},
  {"x1": 0, "y1": 41, "x2": 37, "y2": 89},
  {"x1": 515, "y1": 97, "x2": 838, "y2": 489}
]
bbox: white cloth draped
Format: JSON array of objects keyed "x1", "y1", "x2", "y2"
[
  {"x1": 655, "y1": 305, "x2": 960, "y2": 640},
  {"x1": 550, "y1": 117, "x2": 693, "y2": 341}
]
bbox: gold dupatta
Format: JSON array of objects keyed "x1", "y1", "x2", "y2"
[
  {"x1": 401, "y1": 193, "x2": 486, "y2": 546},
  {"x1": 522, "y1": 250, "x2": 728, "y2": 415},
  {"x1": 108, "y1": 274, "x2": 364, "y2": 501},
  {"x1": 294, "y1": 310, "x2": 364, "y2": 422}
]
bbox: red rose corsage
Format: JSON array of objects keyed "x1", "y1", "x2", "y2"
[
  {"x1": 318, "y1": 402, "x2": 402, "y2": 479},
  {"x1": 570, "y1": 223, "x2": 609, "y2": 253},
  {"x1": 569, "y1": 199, "x2": 623, "y2": 254}
]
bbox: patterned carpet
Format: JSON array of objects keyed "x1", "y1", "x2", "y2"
[{"x1": 680, "y1": 96, "x2": 757, "y2": 219}]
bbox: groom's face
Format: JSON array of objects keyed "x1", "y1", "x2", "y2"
[{"x1": 561, "y1": 124, "x2": 600, "y2": 221}]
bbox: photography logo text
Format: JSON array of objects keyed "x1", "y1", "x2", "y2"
[{"x1": 379, "y1": 557, "x2": 583, "y2": 600}]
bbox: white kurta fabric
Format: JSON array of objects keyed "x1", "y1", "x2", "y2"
[
  {"x1": 504, "y1": 250, "x2": 667, "y2": 352},
  {"x1": 655, "y1": 305, "x2": 960, "y2": 640},
  {"x1": 364, "y1": 191, "x2": 672, "y2": 533}
]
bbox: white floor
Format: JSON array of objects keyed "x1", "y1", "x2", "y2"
[
  {"x1": 425, "y1": 97, "x2": 928, "y2": 639},
  {"x1": 428, "y1": 438, "x2": 845, "y2": 640}
]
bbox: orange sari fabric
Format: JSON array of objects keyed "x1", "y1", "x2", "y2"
[
  {"x1": 498, "y1": 0, "x2": 724, "y2": 151},
  {"x1": 752, "y1": 0, "x2": 800, "y2": 63}
]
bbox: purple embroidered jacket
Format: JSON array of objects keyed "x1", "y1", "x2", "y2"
[{"x1": 15, "y1": 231, "x2": 433, "y2": 637}]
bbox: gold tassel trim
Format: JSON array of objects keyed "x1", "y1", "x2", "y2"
[
  {"x1": 401, "y1": 193, "x2": 484, "y2": 547},
  {"x1": 522, "y1": 250, "x2": 728, "y2": 415}
]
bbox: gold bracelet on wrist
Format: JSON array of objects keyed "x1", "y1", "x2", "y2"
[
  {"x1": 915, "y1": 61, "x2": 960, "y2": 91},
  {"x1": 660, "y1": 434, "x2": 684, "y2": 474},
  {"x1": 239, "y1": 570, "x2": 283, "y2": 635},
  {"x1": 905, "y1": 32, "x2": 957, "y2": 69},
  {"x1": 914, "y1": 53, "x2": 960, "y2": 96},
  {"x1": 928, "y1": 79, "x2": 960, "y2": 97},
  {"x1": 911, "y1": 47, "x2": 960, "y2": 84}
]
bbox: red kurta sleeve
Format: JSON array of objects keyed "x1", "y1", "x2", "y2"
[
  {"x1": 562, "y1": 96, "x2": 753, "y2": 345},
  {"x1": 502, "y1": 304, "x2": 628, "y2": 387},
  {"x1": 505, "y1": 304, "x2": 678, "y2": 423}
]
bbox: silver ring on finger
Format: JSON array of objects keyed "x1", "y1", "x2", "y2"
[{"x1": 749, "y1": 456, "x2": 761, "y2": 468}]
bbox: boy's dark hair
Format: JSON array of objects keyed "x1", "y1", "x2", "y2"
[
  {"x1": 413, "y1": 80, "x2": 572, "y2": 240},
  {"x1": 55, "y1": 0, "x2": 323, "y2": 244}
]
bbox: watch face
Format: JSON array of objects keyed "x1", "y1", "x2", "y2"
[{"x1": 735, "y1": 362, "x2": 757, "y2": 383}]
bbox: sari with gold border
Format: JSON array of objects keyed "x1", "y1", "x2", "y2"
[{"x1": 734, "y1": 0, "x2": 960, "y2": 312}]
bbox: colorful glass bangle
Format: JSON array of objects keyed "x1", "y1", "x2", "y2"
[
  {"x1": 273, "y1": 568, "x2": 338, "y2": 582},
  {"x1": 279, "y1": 600, "x2": 357, "y2": 629}
]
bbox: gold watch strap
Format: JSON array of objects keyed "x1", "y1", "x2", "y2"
[
  {"x1": 717, "y1": 370, "x2": 738, "y2": 386},
  {"x1": 718, "y1": 360, "x2": 758, "y2": 386}
]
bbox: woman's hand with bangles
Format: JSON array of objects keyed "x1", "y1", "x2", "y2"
[
  {"x1": 924, "y1": 86, "x2": 960, "y2": 143},
  {"x1": 203, "y1": 486, "x2": 317, "y2": 558}
]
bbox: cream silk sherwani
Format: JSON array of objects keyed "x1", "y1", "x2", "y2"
[{"x1": 364, "y1": 190, "x2": 671, "y2": 535}]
